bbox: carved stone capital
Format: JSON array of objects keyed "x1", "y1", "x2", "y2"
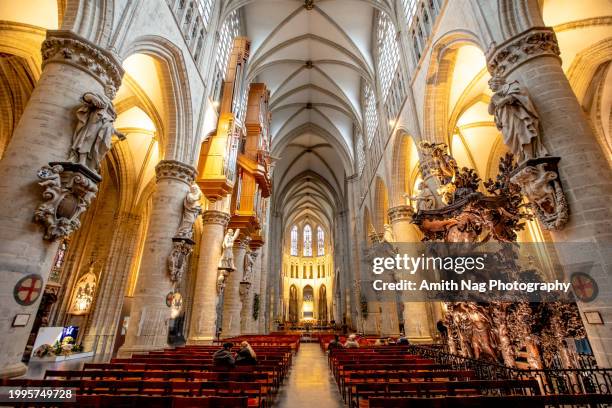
[
  {"x1": 486, "y1": 27, "x2": 561, "y2": 78},
  {"x1": 42, "y1": 30, "x2": 124, "y2": 99},
  {"x1": 388, "y1": 205, "x2": 414, "y2": 223},
  {"x1": 34, "y1": 162, "x2": 100, "y2": 241},
  {"x1": 155, "y1": 160, "x2": 197, "y2": 185},
  {"x1": 201, "y1": 210, "x2": 230, "y2": 227}
]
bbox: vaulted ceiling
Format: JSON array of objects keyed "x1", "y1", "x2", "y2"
[{"x1": 227, "y1": 0, "x2": 388, "y2": 235}]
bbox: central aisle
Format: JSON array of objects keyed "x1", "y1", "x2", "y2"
[{"x1": 275, "y1": 343, "x2": 344, "y2": 408}]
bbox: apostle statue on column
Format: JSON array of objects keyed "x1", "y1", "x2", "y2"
[
  {"x1": 70, "y1": 92, "x2": 125, "y2": 172},
  {"x1": 176, "y1": 183, "x2": 202, "y2": 240},
  {"x1": 488, "y1": 76, "x2": 548, "y2": 162},
  {"x1": 220, "y1": 228, "x2": 240, "y2": 270},
  {"x1": 243, "y1": 249, "x2": 257, "y2": 281}
]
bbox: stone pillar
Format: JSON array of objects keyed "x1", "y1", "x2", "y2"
[
  {"x1": 388, "y1": 205, "x2": 433, "y2": 342},
  {"x1": 258, "y1": 244, "x2": 269, "y2": 333},
  {"x1": 82, "y1": 212, "x2": 141, "y2": 360},
  {"x1": 118, "y1": 161, "x2": 196, "y2": 357},
  {"x1": 243, "y1": 246, "x2": 262, "y2": 333},
  {"x1": 222, "y1": 237, "x2": 250, "y2": 337},
  {"x1": 187, "y1": 210, "x2": 230, "y2": 343},
  {"x1": 0, "y1": 30, "x2": 122, "y2": 378},
  {"x1": 487, "y1": 27, "x2": 612, "y2": 366}
]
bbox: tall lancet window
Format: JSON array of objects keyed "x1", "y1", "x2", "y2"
[
  {"x1": 303, "y1": 225, "x2": 312, "y2": 257},
  {"x1": 317, "y1": 226, "x2": 325, "y2": 256},
  {"x1": 216, "y1": 9, "x2": 240, "y2": 78},
  {"x1": 376, "y1": 12, "x2": 400, "y2": 101},
  {"x1": 290, "y1": 225, "x2": 298, "y2": 256}
]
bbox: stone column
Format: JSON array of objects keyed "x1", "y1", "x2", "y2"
[
  {"x1": 487, "y1": 27, "x2": 612, "y2": 366},
  {"x1": 258, "y1": 244, "x2": 269, "y2": 333},
  {"x1": 222, "y1": 237, "x2": 250, "y2": 337},
  {"x1": 82, "y1": 212, "x2": 141, "y2": 360},
  {"x1": 242, "y1": 246, "x2": 262, "y2": 333},
  {"x1": 0, "y1": 30, "x2": 122, "y2": 378},
  {"x1": 388, "y1": 205, "x2": 433, "y2": 341},
  {"x1": 187, "y1": 210, "x2": 230, "y2": 343},
  {"x1": 118, "y1": 161, "x2": 196, "y2": 357}
]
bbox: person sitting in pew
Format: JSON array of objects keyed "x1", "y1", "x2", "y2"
[
  {"x1": 236, "y1": 341, "x2": 257, "y2": 365},
  {"x1": 327, "y1": 335, "x2": 344, "y2": 352},
  {"x1": 397, "y1": 333, "x2": 410, "y2": 345},
  {"x1": 213, "y1": 342, "x2": 236, "y2": 368},
  {"x1": 344, "y1": 334, "x2": 360, "y2": 348}
]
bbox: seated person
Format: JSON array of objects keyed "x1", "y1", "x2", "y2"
[
  {"x1": 327, "y1": 335, "x2": 344, "y2": 351},
  {"x1": 344, "y1": 334, "x2": 360, "y2": 348},
  {"x1": 213, "y1": 342, "x2": 235, "y2": 368},
  {"x1": 397, "y1": 333, "x2": 410, "y2": 345},
  {"x1": 235, "y1": 341, "x2": 258, "y2": 365}
]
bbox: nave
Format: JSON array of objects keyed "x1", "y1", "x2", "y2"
[{"x1": 4, "y1": 333, "x2": 612, "y2": 407}]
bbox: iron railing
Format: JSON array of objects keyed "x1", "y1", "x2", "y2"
[{"x1": 408, "y1": 344, "x2": 612, "y2": 396}]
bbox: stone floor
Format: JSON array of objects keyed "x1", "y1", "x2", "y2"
[{"x1": 275, "y1": 343, "x2": 344, "y2": 408}]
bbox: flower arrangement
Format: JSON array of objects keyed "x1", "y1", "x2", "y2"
[{"x1": 33, "y1": 336, "x2": 83, "y2": 358}]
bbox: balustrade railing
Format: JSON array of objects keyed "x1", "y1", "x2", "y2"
[{"x1": 408, "y1": 344, "x2": 612, "y2": 396}]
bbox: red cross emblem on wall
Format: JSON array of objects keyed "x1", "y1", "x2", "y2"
[
  {"x1": 570, "y1": 272, "x2": 598, "y2": 303},
  {"x1": 13, "y1": 274, "x2": 44, "y2": 306}
]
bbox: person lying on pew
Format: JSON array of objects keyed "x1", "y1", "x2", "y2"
[
  {"x1": 344, "y1": 334, "x2": 360, "y2": 348},
  {"x1": 213, "y1": 342, "x2": 236, "y2": 368},
  {"x1": 327, "y1": 335, "x2": 344, "y2": 352},
  {"x1": 235, "y1": 341, "x2": 258, "y2": 365}
]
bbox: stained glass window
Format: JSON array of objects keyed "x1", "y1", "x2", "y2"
[
  {"x1": 317, "y1": 226, "x2": 325, "y2": 256},
  {"x1": 290, "y1": 225, "x2": 298, "y2": 256},
  {"x1": 303, "y1": 224, "x2": 312, "y2": 256}
]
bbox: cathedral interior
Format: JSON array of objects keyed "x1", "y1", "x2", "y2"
[{"x1": 0, "y1": 0, "x2": 611, "y2": 407}]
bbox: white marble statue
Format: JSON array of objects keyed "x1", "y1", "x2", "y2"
[
  {"x1": 488, "y1": 76, "x2": 547, "y2": 162},
  {"x1": 176, "y1": 183, "x2": 202, "y2": 239},
  {"x1": 220, "y1": 228, "x2": 240, "y2": 269},
  {"x1": 70, "y1": 92, "x2": 125, "y2": 172}
]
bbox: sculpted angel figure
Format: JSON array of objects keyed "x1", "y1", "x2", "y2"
[
  {"x1": 176, "y1": 183, "x2": 202, "y2": 239},
  {"x1": 220, "y1": 228, "x2": 240, "y2": 270},
  {"x1": 70, "y1": 92, "x2": 125, "y2": 172},
  {"x1": 488, "y1": 76, "x2": 547, "y2": 162}
]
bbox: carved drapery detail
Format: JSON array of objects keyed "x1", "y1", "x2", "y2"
[
  {"x1": 42, "y1": 30, "x2": 123, "y2": 99},
  {"x1": 34, "y1": 163, "x2": 99, "y2": 241},
  {"x1": 201, "y1": 210, "x2": 230, "y2": 227},
  {"x1": 486, "y1": 27, "x2": 561, "y2": 78},
  {"x1": 155, "y1": 160, "x2": 197, "y2": 185}
]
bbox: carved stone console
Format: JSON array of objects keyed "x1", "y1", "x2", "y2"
[
  {"x1": 510, "y1": 156, "x2": 569, "y2": 230},
  {"x1": 34, "y1": 162, "x2": 100, "y2": 240},
  {"x1": 167, "y1": 238, "x2": 195, "y2": 288}
]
